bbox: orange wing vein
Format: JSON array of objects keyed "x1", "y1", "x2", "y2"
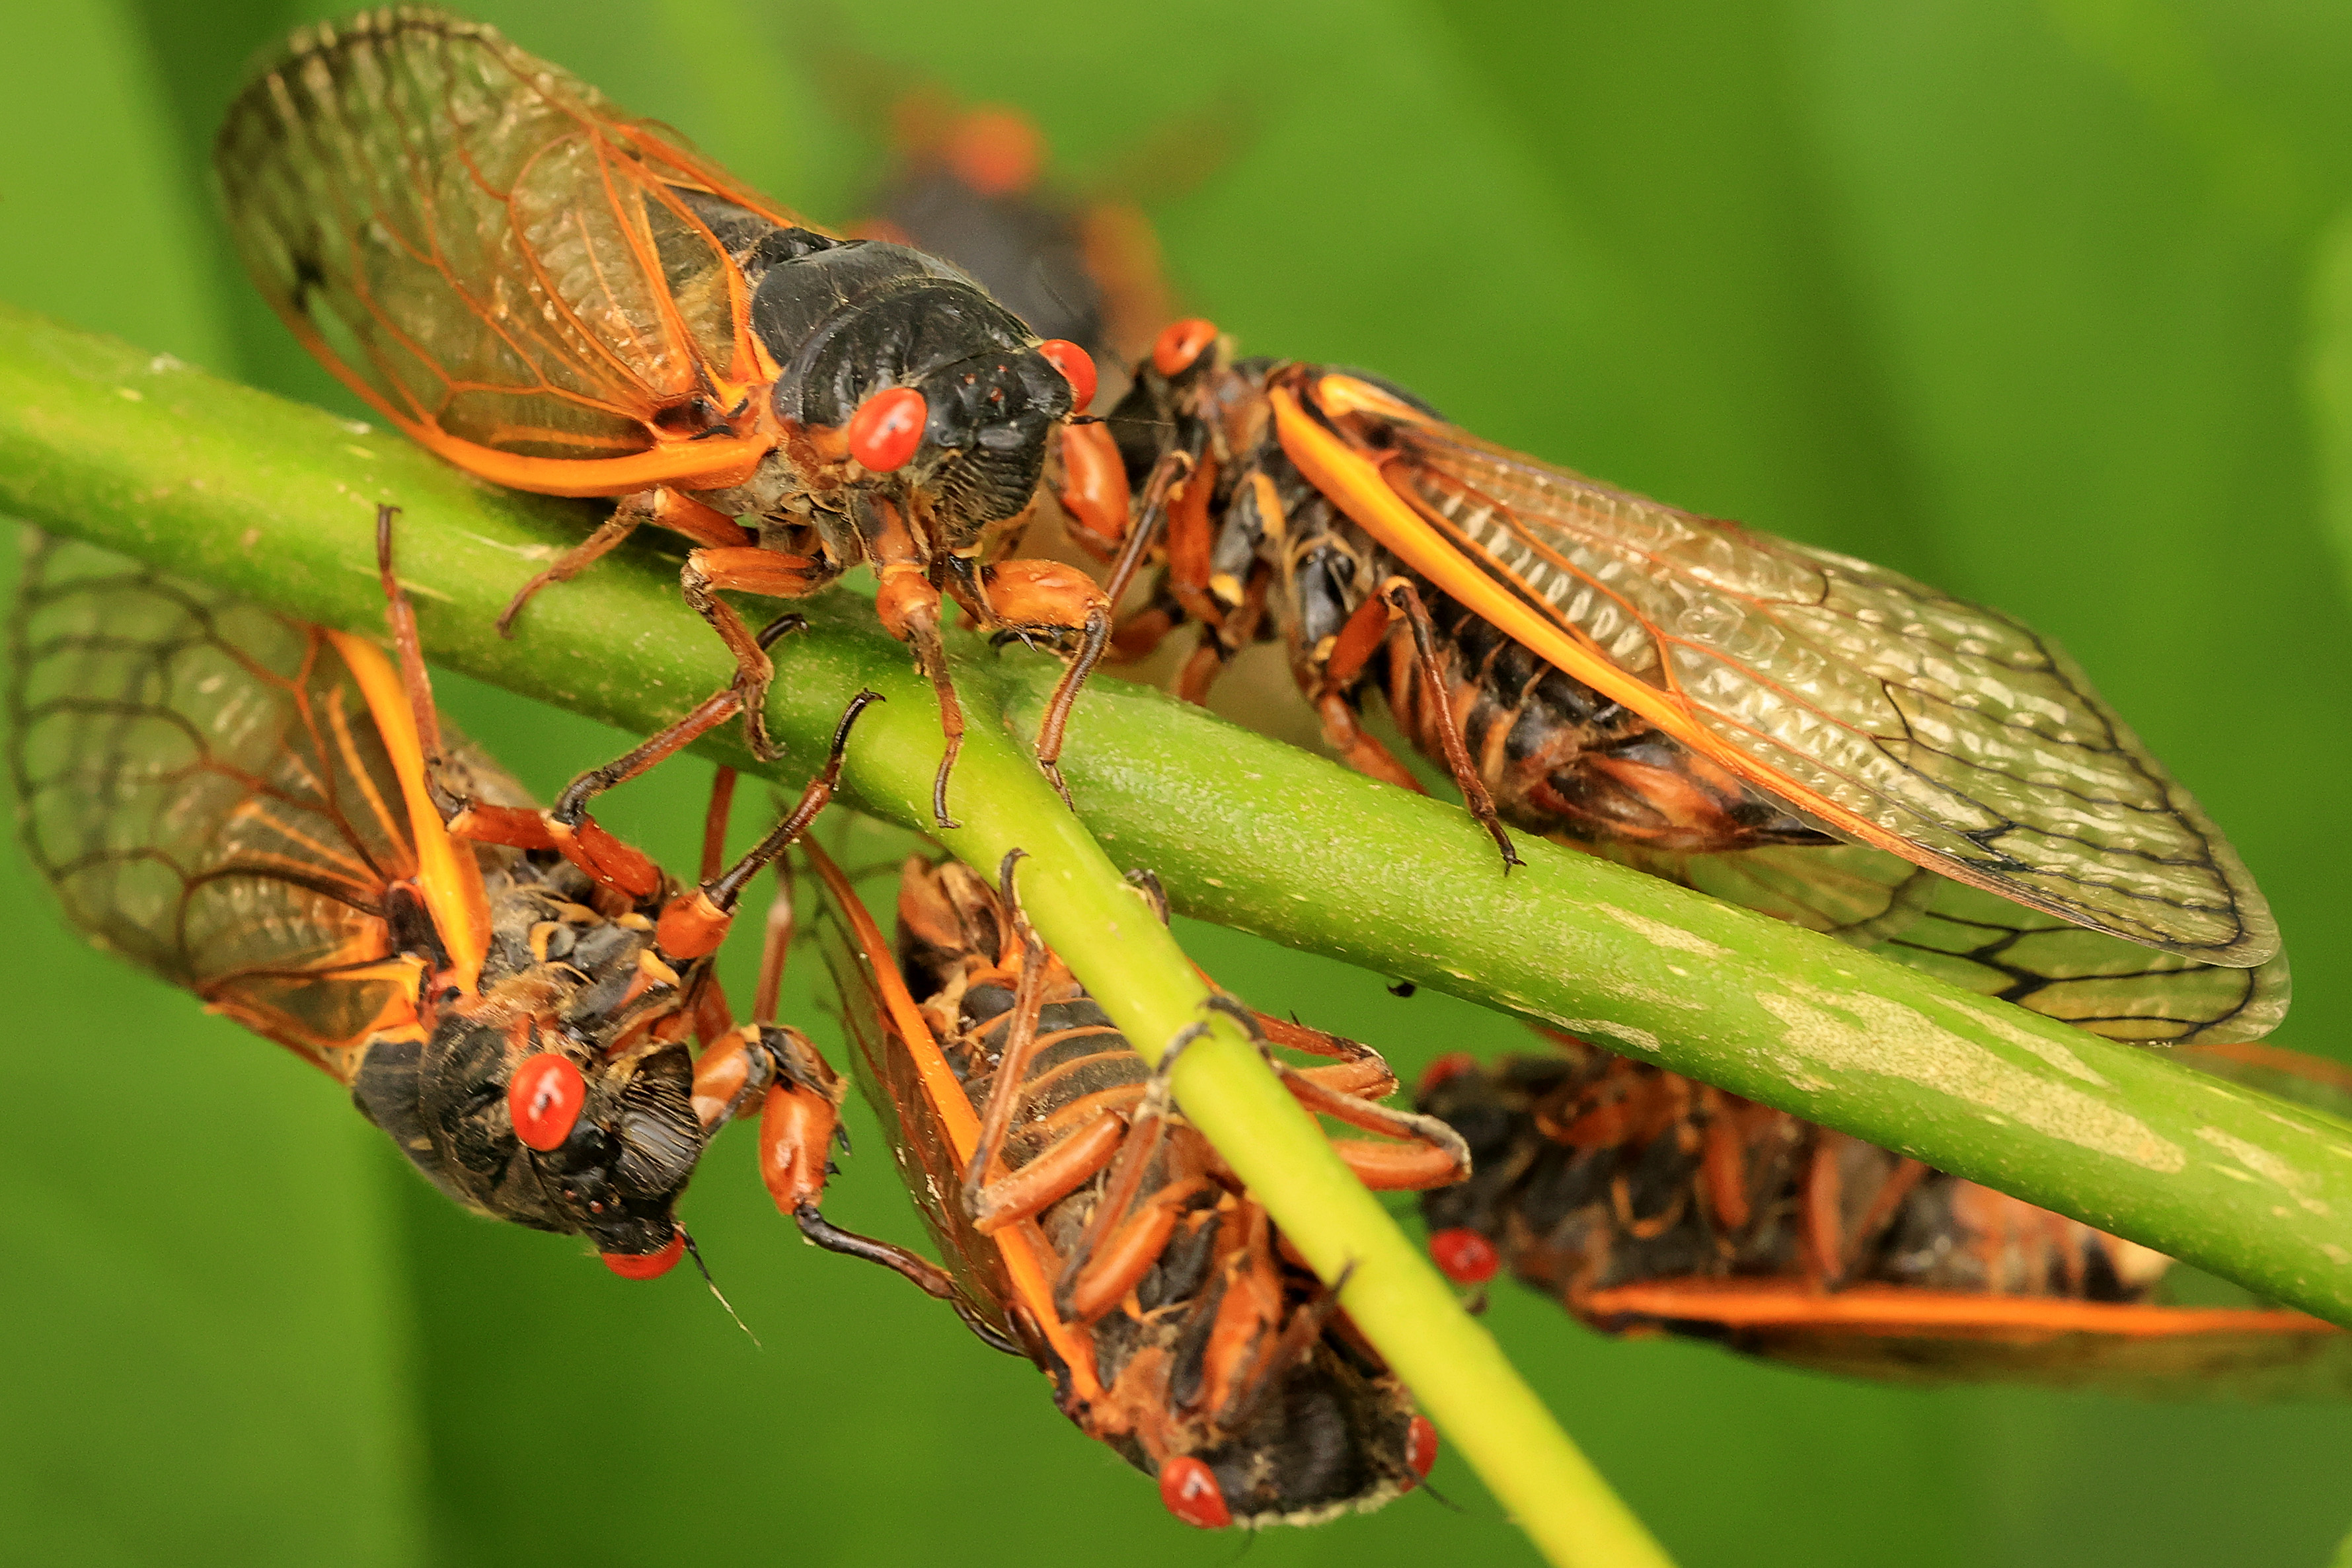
[{"x1": 215, "y1": 9, "x2": 810, "y2": 496}]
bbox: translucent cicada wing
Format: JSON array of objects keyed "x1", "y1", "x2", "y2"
[
  {"x1": 7, "y1": 535, "x2": 524, "y2": 1076},
  {"x1": 804, "y1": 845, "x2": 1026, "y2": 1345},
  {"x1": 215, "y1": 11, "x2": 806, "y2": 490},
  {"x1": 1295, "y1": 377, "x2": 2275, "y2": 965},
  {"x1": 1598, "y1": 840, "x2": 2289, "y2": 1045}
]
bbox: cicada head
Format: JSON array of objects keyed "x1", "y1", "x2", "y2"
[
  {"x1": 751, "y1": 238, "x2": 1082, "y2": 544},
  {"x1": 1140, "y1": 1353, "x2": 1434, "y2": 1530},
  {"x1": 353, "y1": 870, "x2": 710, "y2": 1275}
]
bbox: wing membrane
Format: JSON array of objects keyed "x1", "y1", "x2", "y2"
[
  {"x1": 7, "y1": 535, "x2": 524, "y2": 1076},
  {"x1": 215, "y1": 11, "x2": 801, "y2": 475},
  {"x1": 1381, "y1": 416, "x2": 2275, "y2": 965},
  {"x1": 806, "y1": 850, "x2": 1023, "y2": 1342},
  {"x1": 1600, "y1": 840, "x2": 2289, "y2": 1044}
]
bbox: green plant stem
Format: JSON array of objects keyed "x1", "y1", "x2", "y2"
[
  {"x1": 9, "y1": 308, "x2": 2352, "y2": 1325},
  {"x1": 0, "y1": 307, "x2": 1674, "y2": 1566}
]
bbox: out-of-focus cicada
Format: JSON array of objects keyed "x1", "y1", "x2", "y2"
[
  {"x1": 214, "y1": 8, "x2": 1110, "y2": 829},
  {"x1": 1415, "y1": 1039, "x2": 2351, "y2": 1395},
  {"x1": 1056, "y1": 327, "x2": 2284, "y2": 1041},
  {"x1": 8, "y1": 526, "x2": 867, "y2": 1274},
  {"x1": 803, "y1": 841, "x2": 1464, "y2": 1528},
  {"x1": 847, "y1": 98, "x2": 1170, "y2": 401}
]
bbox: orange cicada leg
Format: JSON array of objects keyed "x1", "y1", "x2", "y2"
[
  {"x1": 1373, "y1": 577, "x2": 1521, "y2": 870},
  {"x1": 1055, "y1": 421, "x2": 1132, "y2": 562},
  {"x1": 973, "y1": 558, "x2": 1114, "y2": 809},
  {"x1": 373, "y1": 505, "x2": 668, "y2": 899},
  {"x1": 862, "y1": 495, "x2": 970, "y2": 829},
  {"x1": 652, "y1": 689, "x2": 881, "y2": 960}
]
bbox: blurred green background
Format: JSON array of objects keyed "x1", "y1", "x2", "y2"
[{"x1": 5, "y1": 1, "x2": 2352, "y2": 1564}]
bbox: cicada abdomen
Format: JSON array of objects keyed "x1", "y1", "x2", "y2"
[
  {"x1": 808, "y1": 843, "x2": 1461, "y2": 1528},
  {"x1": 8, "y1": 532, "x2": 849, "y2": 1273},
  {"x1": 1415, "y1": 1041, "x2": 2352, "y2": 1396}
]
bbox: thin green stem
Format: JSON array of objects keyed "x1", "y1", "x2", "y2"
[{"x1": 0, "y1": 306, "x2": 1673, "y2": 1566}]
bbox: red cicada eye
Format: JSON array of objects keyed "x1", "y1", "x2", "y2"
[
  {"x1": 1151, "y1": 317, "x2": 1219, "y2": 379},
  {"x1": 508, "y1": 1053, "x2": 586, "y2": 1152},
  {"x1": 1158, "y1": 1456, "x2": 1231, "y2": 1529},
  {"x1": 1036, "y1": 339, "x2": 1096, "y2": 413},
  {"x1": 1428, "y1": 1226, "x2": 1500, "y2": 1286},
  {"x1": 1416, "y1": 1051, "x2": 1478, "y2": 1097},
  {"x1": 847, "y1": 387, "x2": 927, "y2": 472},
  {"x1": 601, "y1": 1230, "x2": 685, "y2": 1280},
  {"x1": 1405, "y1": 1416, "x2": 1439, "y2": 1483}
]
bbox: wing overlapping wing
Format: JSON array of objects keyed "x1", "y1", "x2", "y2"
[
  {"x1": 215, "y1": 8, "x2": 804, "y2": 476},
  {"x1": 1382, "y1": 417, "x2": 2275, "y2": 965},
  {"x1": 7, "y1": 535, "x2": 523, "y2": 1076}
]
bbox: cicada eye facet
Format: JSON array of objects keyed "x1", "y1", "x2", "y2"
[
  {"x1": 509, "y1": 1053, "x2": 587, "y2": 1151},
  {"x1": 1158, "y1": 1456, "x2": 1231, "y2": 1529},
  {"x1": 848, "y1": 387, "x2": 928, "y2": 472},
  {"x1": 1036, "y1": 339, "x2": 1096, "y2": 412}
]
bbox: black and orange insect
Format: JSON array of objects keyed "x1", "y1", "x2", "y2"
[
  {"x1": 215, "y1": 9, "x2": 1111, "y2": 829},
  {"x1": 9, "y1": 525, "x2": 862, "y2": 1274},
  {"x1": 803, "y1": 841, "x2": 1466, "y2": 1527},
  {"x1": 1055, "y1": 326, "x2": 2285, "y2": 1040},
  {"x1": 1414, "y1": 1038, "x2": 2352, "y2": 1394}
]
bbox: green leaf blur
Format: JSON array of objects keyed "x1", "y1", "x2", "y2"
[{"x1": 2, "y1": 2, "x2": 2348, "y2": 1565}]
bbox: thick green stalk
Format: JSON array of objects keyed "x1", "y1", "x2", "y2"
[
  {"x1": 0, "y1": 307, "x2": 1671, "y2": 1566},
  {"x1": 8, "y1": 307, "x2": 2352, "y2": 1327}
]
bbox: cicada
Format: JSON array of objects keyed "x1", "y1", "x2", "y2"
[
  {"x1": 1056, "y1": 327, "x2": 2285, "y2": 1040},
  {"x1": 1414, "y1": 1038, "x2": 2351, "y2": 1394},
  {"x1": 214, "y1": 9, "x2": 1109, "y2": 829},
  {"x1": 847, "y1": 95, "x2": 1172, "y2": 405},
  {"x1": 8, "y1": 526, "x2": 864, "y2": 1273},
  {"x1": 804, "y1": 840, "x2": 1465, "y2": 1528}
]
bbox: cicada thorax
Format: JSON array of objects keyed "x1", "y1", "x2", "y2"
[
  {"x1": 673, "y1": 196, "x2": 1075, "y2": 546},
  {"x1": 1416, "y1": 1043, "x2": 2352, "y2": 1394},
  {"x1": 816, "y1": 849, "x2": 1439, "y2": 1528},
  {"x1": 9, "y1": 534, "x2": 717, "y2": 1271}
]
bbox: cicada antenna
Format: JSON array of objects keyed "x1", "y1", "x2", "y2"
[{"x1": 680, "y1": 1229, "x2": 760, "y2": 1348}]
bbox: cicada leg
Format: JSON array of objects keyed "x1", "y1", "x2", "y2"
[
  {"x1": 1050, "y1": 1042, "x2": 1216, "y2": 1323},
  {"x1": 956, "y1": 851, "x2": 1125, "y2": 1230},
  {"x1": 1190, "y1": 994, "x2": 1470, "y2": 1191},
  {"x1": 1800, "y1": 1129, "x2": 1929, "y2": 1287},
  {"x1": 373, "y1": 505, "x2": 660, "y2": 896},
  {"x1": 541, "y1": 537, "x2": 840, "y2": 844},
  {"x1": 967, "y1": 559, "x2": 1113, "y2": 810},
  {"x1": 495, "y1": 485, "x2": 748, "y2": 635},
  {"x1": 691, "y1": 844, "x2": 974, "y2": 1310},
  {"x1": 1052, "y1": 410, "x2": 1212, "y2": 674},
  {"x1": 860, "y1": 495, "x2": 971, "y2": 829},
  {"x1": 1194, "y1": 1209, "x2": 1334, "y2": 1431},
  {"x1": 1376, "y1": 578, "x2": 1520, "y2": 870},
  {"x1": 652, "y1": 689, "x2": 882, "y2": 960},
  {"x1": 498, "y1": 488, "x2": 831, "y2": 769}
]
